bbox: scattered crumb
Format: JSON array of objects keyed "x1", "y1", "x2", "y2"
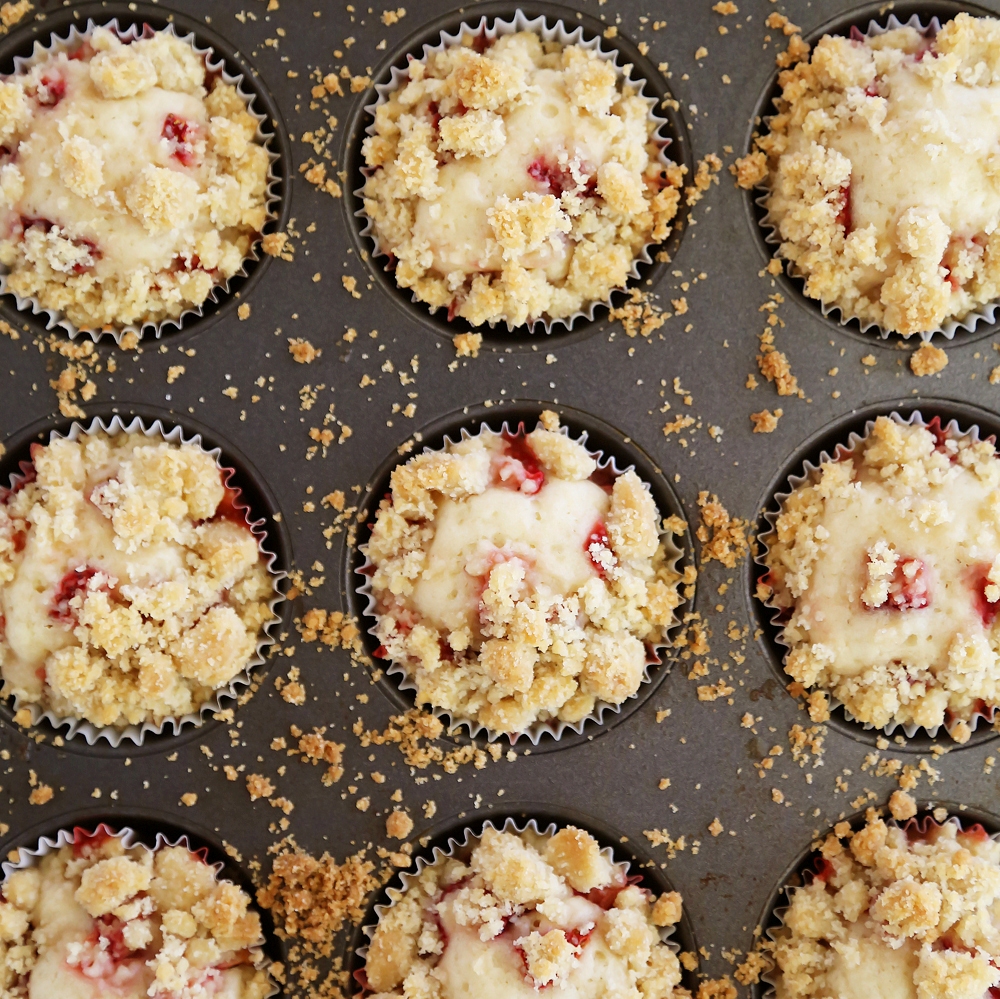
[
  {"x1": 750, "y1": 408, "x2": 782, "y2": 433},
  {"x1": 910, "y1": 344, "x2": 948, "y2": 376},
  {"x1": 288, "y1": 337, "x2": 321, "y2": 364},
  {"x1": 453, "y1": 332, "x2": 482, "y2": 358}
]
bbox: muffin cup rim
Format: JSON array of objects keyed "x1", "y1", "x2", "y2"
[
  {"x1": 0, "y1": 15, "x2": 283, "y2": 345},
  {"x1": 756, "y1": 408, "x2": 998, "y2": 743},
  {"x1": 1, "y1": 413, "x2": 286, "y2": 747},
  {"x1": 1, "y1": 821, "x2": 278, "y2": 997},
  {"x1": 355, "y1": 415, "x2": 686, "y2": 746},
  {"x1": 353, "y1": 7, "x2": 680, "y2": 336},
  {"x1": 749, "y1": 10, "x2": 999, "y2": 343}
]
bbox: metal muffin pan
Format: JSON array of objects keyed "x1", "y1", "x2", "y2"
[{"x1": 2, "y1": 0, "x2": 1000, "y2": 994}]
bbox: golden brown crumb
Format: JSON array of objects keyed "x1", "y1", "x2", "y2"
[
  {"x1": 730, "y1": 150, "x2": 767, "y2": 190},
  {"x1": 910, "y1": 344, "x2": 949, "y2": 376},
  {"x1": 708, "y1": 817, "x2": 724, "y2": 837},
  {"x1": 889, "y1": 789, "x2": 918, "y2": 821},
  {"x1": 735, "y1": 950, "x2": 770, "y2": 986},
  {"x1": 261, "y1": 232, "x2": 288, "y2": 257},
  {"x1": 697, "y1": 977, "x2": 737, "y2": 999},
  {"x1": 28, "y1": 784, "x2": 53, "y2": 805},
  {"x1": 385, "y1": 810, "x2": 413, "y2": 839},
  {"x1": 179, "y1": 792, "x2": 197, "y2": 806},
  {"x1": 166, "y1": 364, "x2": 185, "y2": 384},
  {"x1": 0, "y1": 1, "x2": 32, "y2": 30},
  {"x1": 453, "y1": 332, "x2": 482, "y2": 358},
  {"x1": 237, "y1": 303, "x2": 251, "y2": 320},
  {"x1": 697, "y1": 491, "x2": 748, "y2": 568},
  {"x1": 990, "y1": 364, "x2": 1000, "y2": 385},
  {"x1": 750, "y1": 408, "x2": 783, "y2": 433},
  {"x1": 246, "y1": 774, "x2": 275, "y2": 801},
  {"x1": 288, "y1": 337, "x2": 321, "y2": 363}
]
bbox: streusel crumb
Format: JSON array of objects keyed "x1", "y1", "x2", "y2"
[
  {"x1": 744, "y1": 14, "x2": 1000, "y2": 336},
  {"x1": 362, "y1": 30, "x2": 684, "y2": 329},
  {"x1": 363, "y1": 416, "x2": 683, "y2": 733},
  {"x1": 0, "y1": 430, "x2": 276, "y2": 729},
  {"x1": 763, "y1": 416, "x2": 1000, "y2": 737},
  {"x1": 364, "y1": 824, "x2": 687, "y2": 997},
  {"x1": 0, "y1": 26, "x2": 270, "y2": 331},
  {"x1": 774, "y1": 811, "x2": 1000, "y2": 999},
  {"x1": 0, "y1": 829, "x2": 272, "y2": 998}
]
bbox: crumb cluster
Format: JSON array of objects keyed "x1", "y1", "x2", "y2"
[
  {"x1": 762, "y1": 416, "x2": 1000, "y2": 741},
  {"x1": 737, "y1": 14, "x2": 1000, "y2": 336},
  {"x1": 364, "y1": 824, "x2": 687, "y2": 997},
  {"x1": 0, "y1": 26, "x2": 270, "y2": 331},
  {"x1": 362, "y1": 29, "x2": 683, "y2": 328},
  {"x1": 364, "y1": 413, "x2": 683, "y2": 734},
  {"x1": 0, "y1": 829, "x2": 272, "y2": 998},
  {"x1": 773, "y1": 811, "x2": 1000, "y2": 999},
  {"x1": 0, "y1": 430, "x2": 275, "y2": 729}
]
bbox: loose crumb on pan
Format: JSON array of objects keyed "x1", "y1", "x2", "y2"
[
  {"x1": 696, "y1": 491, "x2": 748, "y2": 568},
  {"x1": 910, "y1": 343, "x2": 949, "y2": 376},
  {"x1": 750, "y1": 408, "x2": 783, "y2": 433},
  {"x1": 452, "y1": 331, "x2": 482, "y2": 358}
]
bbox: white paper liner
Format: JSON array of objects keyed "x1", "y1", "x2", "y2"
[
  {"x1": 1, "y1": 414, "x2": 286, "y2": 746},
  {"x1": 355, "y1": 9, "x2": 678, "y2": 335},
  {"x1": 759, "y1": 810, "x2": 997, "y2": 997},
  {"x1": 355, "y1": 816, "x2": 683, "y2": 987},
  {"x1": 753, "y1": 13, "x2": 996, "y2": 343},
  {"x1": 1, "y1": 822, "x2": 278, "y2": 997},
  {"x1": 356, "y1": 418, "x2": 686, "y2": 745},
  {"x1": 756, "y1": 409, "x2": 997, "y2": 743},
  {"x1": 0, "y1": 18, "x2": 282, "y2": 345}
]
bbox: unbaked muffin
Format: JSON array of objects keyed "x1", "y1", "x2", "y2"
[
  {"x1": 0, "y1": 827, "x2": 273, "y2": 999},
  {"x1": 0, "y1": 428, "x2": 276, "y2": 731},
  {"x1": 363, "y1": 412, "x2": 684, "y2": 735},
  {"x1": 760, "y1": 415, "x2": 1000, "y2": 742},
  {"x1": 737, "y1": 13, "x2": 1000, "y2": 337},
  {"x1": 363, "y1": 824, "x2": 686, "y2": 998},
  {"x1": 0, "y1": 25, "x2": 270, "y2": 332},
  {"x1": 361, "y1": 28, "x2": 683, "y2": 329},
  {"x1": 772, "y1": 810, "x2": 1000, "y2": 999}
]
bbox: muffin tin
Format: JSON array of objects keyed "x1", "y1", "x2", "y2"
[{"x1": 2, "y1": 0, "x2": 1000, "y2": 994}]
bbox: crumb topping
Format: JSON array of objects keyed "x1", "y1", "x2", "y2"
[
  {"x1": 0, "y1": 26, "x2": 270, "y2": 331},
  {"x1": 741, "y1": 13, "x2": 1000, "y2": 336},
  {"x1": 763, "y1": 416, "x2": 1000, "y2": 739},
  {"x1": 774, "y1": 812, "x2": 1000, "y2": 999},
  {"x1": 362, "y1": 29, "x2": 684, "y2": 329},
  {"x1": 0, "y1": 430, "x2": 276, "y2": 729},
  {"x1": 364, "y1": 824, "x2": 686, "y2": 998},
  {"x1": 363, "y1": 416, "x2": 683, "y2": 734},
  {"x1": 0, "y1": 830, "x2": 272, "y2": 998}
]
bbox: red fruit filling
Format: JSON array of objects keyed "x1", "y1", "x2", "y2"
[
  {"x1": 564, "y1": 927, "x2": 593, "y2": 948},
  {"x1": 580, "y1": 873, "x2": 643, "y2": 910},
  {"x1": 72, "y1": 825, "x2": 117, "y2": 857},
  {"x1": 835, "y1": 183, "x2": 852, "y2": 235},
  {"x1": 18, "y1": 218, "x2": 99, "y2": 272},
  {"x1": 585, "y1": 520, "x2": 612, "y2": 578},
  {"x1": 969, "y1": 565, "x2": 1000, "y2": 627},
  {"x1": 213, "y1": 473, "x2": 248, "y2": 526},
  {"x1": 588, "y1": 465, "x2": 617, "y2": 493},
  {"x1": 497, "y1": 431, "x2": 545, "y2": 494},
  {"x1": 813, "y1": 857, "x2": 836, "y2": 883},
  {"x1": 849, "y1": 25, "x2": 865, "y2": 42},
  {"x1": 50, "y1": 566, "x2": 104, "y2": 625},
  {"x1": 36, "y1": 74, "x2": 66, "y2": 107},
  {"x1": 960, "y1": 822, "x2": 990, "y2": 843},
  {"x1": 868, "y1": 554, "x2": 930, "y2": 610},
  {"x1": 527, "y1": 158, "x2": 595, "y2": 198},
  {"x1": 162, "y1": 113, "x2": 200, "y2": 167}
]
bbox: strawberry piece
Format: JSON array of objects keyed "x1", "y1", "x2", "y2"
[
  {"x1": 813, "y1": 857, "x2": 836, "y2": 883},
  {"x1": 585, "y1": 520, "x2": 612, "y2": 578},
  {"x1": 37, "y1": 74, "x2": 66, "y2": 107},
  {"x1": 527, "y1": 158, "x2": 594, "y2": 197},
  {"x1": 882, "y1": 556, "x2": 930, "y2": 610},
  {"x1": 497, "y1": 430, "x2": 546, "y2": 494},
  {"x1": 50, "y1": 566, "x2": 102, "y2": 625},
  {"x1": 72, "y1": 824, "x2": 117, "y2": 858},
  {"x1": 969, "y1": 565, "x2": 1000, "y2": 627},
  {"x1": 564, "y1": 927, "x2": 593, "y2": 948},
  {"x1": 835, "y1": 184, "x2": 852, "y2": 235},
  {"x1": 581, "y1": 873, "x2": 643, "y2": 910},
  {"x1": 162, "y1": 113, "x2": 200, "y2": 167},
  {"x1": 213, "y1": 473, "x2": 248, "y2": 526}
]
